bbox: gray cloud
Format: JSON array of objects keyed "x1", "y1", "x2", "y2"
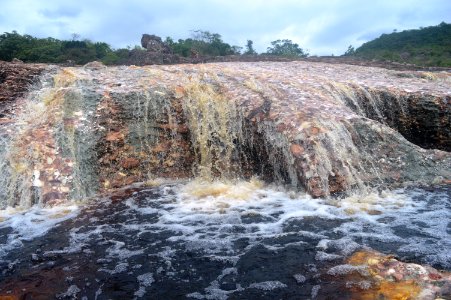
[{"x1": 0, "y1": 0, "x2": 449, "y2": 55}]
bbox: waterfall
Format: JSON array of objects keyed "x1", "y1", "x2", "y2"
[{"x1": 0, "y1": 62, "x2": 449, "y2": 208}]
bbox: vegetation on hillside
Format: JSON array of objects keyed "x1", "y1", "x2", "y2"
[
  {"x1": 0, "y1": 31, "x2": 129, "y2": 65},
  {"x1": 349, "y1": 22, "x2": 451, "y2": 67},
  {"x1": 0, "y1": 30, "x2": 310, "y2": 64},
  {"x1": 4, "y1": 23, "x2": 448, "y2": 67}
]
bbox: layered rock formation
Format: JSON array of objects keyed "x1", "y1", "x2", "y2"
[
  {"x1": 0, "y1": 61, "x2": 449, "y2": 207},
  {"x1": 0, "y1": 61, "x2": 45, "y2": 119}
]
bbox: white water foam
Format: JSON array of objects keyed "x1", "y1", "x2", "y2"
[
  {"x1": 2, "y1": 180, "x2": 447, "y2": 299},
  {"x1": 0, "y1": 204, "x2": 79, "y2": 259}
]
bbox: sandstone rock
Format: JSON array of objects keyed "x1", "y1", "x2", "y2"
[
  {"x1": 105, "y1": 131, "x2": 124, "y2": 142},
  {"x1": 0, "y1": 61, "x2": 46, "y2": 115},
  {"x1": 290, "y1": 144, "x2": 304, "y2": 157},
  {"x1": 121, "y1": 157, "x2": 140, "y2": 169},
  {"x1": 1, "y1": 61, "x2": 449, "y2": 206}
]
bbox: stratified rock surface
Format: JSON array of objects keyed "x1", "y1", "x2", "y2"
[
  {"x1": 0, "y1": 61, "x2": 450, "y2": 206},
  {"x1": 0, "y1": 61, "x2": 46, "y2": 119}
]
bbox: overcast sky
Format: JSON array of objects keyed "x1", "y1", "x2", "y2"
[{"x1": 0, "y1": 0, "x2": 449, "y2": 55}]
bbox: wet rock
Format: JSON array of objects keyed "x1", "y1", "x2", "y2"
[
  {"x1": 0, "y1": 61, "x2": 46, "y2": 115},
  {"x1": 1, "y1": 61, "x2": 450, "y2": 205},
  {"x1": 105, "y1": 131, "x2": 124, "y2": 142},
  {"x1": 290, "y1": 144, "x2": 304, "y2": 157},
  {"x1": 120, "y1": 157, "x2": 140, "y2": 169},
  {"x1": 333, "y1": 250, "x2": 451, "y2": 300},
  {"x1": 83, "y1": 61, "x2": 106, "y2": 71}
]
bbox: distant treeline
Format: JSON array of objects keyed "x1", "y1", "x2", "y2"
[
  {"x1": 347, "y1": 22, "x2": 451, "y2": 67},
  {"x1": 1, "y1": 22, "x2": 449, "y2": 67},
  {"x1": 0, "y1": 30, "x2": 308, "y2": 65}
]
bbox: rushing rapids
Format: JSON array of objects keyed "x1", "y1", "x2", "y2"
[{"x1": 0, "y1": 61, "x2": 450, "y2": 299}]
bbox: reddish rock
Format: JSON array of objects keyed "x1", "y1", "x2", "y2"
[
  {"x1": 105, "y1": 131, "x2": 124, "y2": 142},
  {"x1": 42, "y1": 191, "x2": 62, "y2": 203},
  {"x1": 290, "y1": 144, "x2": 304, "y2": 157},
  {"x1": 121, "y1": 157, "x2": 140, "y2": 169}
]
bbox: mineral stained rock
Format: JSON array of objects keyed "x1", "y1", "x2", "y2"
[
  {"x1": 324, "y1": 250, "x2": 451, "y2": 299},
  {"x1": 0, "y1": 61, "x2": 450, "y2": 206},
  {"x1": 0, "y1": 61, "x2": 45, "y2": 117}
]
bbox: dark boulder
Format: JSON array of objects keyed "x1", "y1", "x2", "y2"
[{"x1": 140, "y1": 34, "x2": 172, "y2": 54}]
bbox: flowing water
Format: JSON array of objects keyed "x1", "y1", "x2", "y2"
[
  {"x1": 0, "y1": 181, "x2": 449, "y2": 299},
  {"x1": 0, "y1": 62, "x2": 450, "y2": 299}
]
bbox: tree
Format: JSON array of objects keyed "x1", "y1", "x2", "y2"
[
  {"x1": 266, "y1": 39, "x2": 308, "y2": 57},
  {"x1": 344, "y1": 45, "x2": 355, "y2": 56},
  {"x1": 166, "y1": 30, "x2": 239, "y2": 57},
  {"x1": 231, "y1": 46, "x2": 242, "y2": 55},
  {"x1": 244, "y1": 40, "x2": 257, "y2": 55}
]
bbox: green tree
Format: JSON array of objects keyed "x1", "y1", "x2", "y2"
[
  {"x1": 266, "y1": 39, "x2": 308, "y2": 57},
  {"x1": 166, "y1": 30, "x2": 240, "y2": 57},
  {"x1": 344, "y1": 45, "x2": 355, "y2": 56},
  {"x1": 244, "y1": 40, "x2": 257, "y2": 55}
]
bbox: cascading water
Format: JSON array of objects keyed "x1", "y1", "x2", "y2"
[{"x1": 0, "y1": 61, "x2": 450, "y2": 299}]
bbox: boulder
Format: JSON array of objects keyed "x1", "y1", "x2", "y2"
[{"x1": 140, "y1": 34, "x2": 172, "y2": 54}]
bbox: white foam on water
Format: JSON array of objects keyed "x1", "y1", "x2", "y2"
[
  {"x1": 293, "y1": 273, "x2": 306, "y2": 283},
  {"x1": 134, "y1": 272, "x2": 155, "y2": 298},
  {"x1": 327, "y1": 264, "x2": 369, "y2": 276},
  {"x1": 248, "y1": 281, "x2": 287, "y2": 290},
  {"x1": 2, "y1": 179, "x2": 447, "y2": 299},
  {"x1": 143, "y1": 180, "x2": 341, "y2": 255},
  {"x1": 105, "y1": 240, "x2": 145, "y2": 259},
  {"x1": 121, "y1": 181, "x2": 450, "y2": 272},
  {"x1": 99, "y1": 262, "x2": 129, "y2": 274},
  {"x1": 0, "y1": 204, "x2": 79, "y2": 259}
]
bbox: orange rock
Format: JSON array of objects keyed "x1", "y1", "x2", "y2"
[
  {"x1": 290, "y1": 144, "x2": 304, "y2": 157},
  {"x1": 105, "y1": 131, "x2": 124, "y2": 142},
  {"x1": 121, "y1": 157, "x2": 140, "y2": 169},
  {"x1": 310, "y1": 127, "x2": 320, "y2": 135},
  {"x1": 33, "y1": 129, "x2": 47, "y2": 139},
  {"x1": 0, "y1": 295, "x2": 19, "y2": 300},
  {"x1": 174, "y1": 86, "x2": 185, "y2": 98}
]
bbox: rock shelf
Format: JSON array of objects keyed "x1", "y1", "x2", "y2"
[{"x1": 0, "y1": 61, "x2": 450, "y2": 206}]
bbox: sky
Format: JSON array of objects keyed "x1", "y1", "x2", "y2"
[{"x1": 0, "y1": 0, "x2": 449, "y2": 56}]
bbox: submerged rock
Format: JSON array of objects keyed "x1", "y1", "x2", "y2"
[
  {"x1": 326, "y1": 250, "x2": 451, "y2": 299},
  {"x1": 0, "y1": 61, "x2": 450, "y2": 207}
]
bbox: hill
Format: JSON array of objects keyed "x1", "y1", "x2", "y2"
[{"x1": 351, "y1": 22, "x2": 451, "y2": 67}]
